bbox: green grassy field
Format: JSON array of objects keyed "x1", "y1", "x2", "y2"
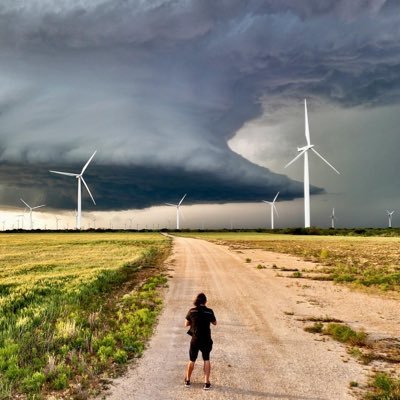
[
  {"x1": 0, "y1": 232, "x2": 170, "y2": 399},
  {"x1": 178, "y1": 232, "x2": 400, "y2": 292}
]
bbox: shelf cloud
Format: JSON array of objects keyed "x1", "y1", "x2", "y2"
[{"x1": 0, "y1": 1, "x2": 399, "y2": 210}]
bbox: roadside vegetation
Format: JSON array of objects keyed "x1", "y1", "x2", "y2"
[
  {"x1": 302, "y1": 319, "x2": 400, "y2": 399},
  {"x1": 0, "y1": 232, "x2": 170, "y2": 399}
]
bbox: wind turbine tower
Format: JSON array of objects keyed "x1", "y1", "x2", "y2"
[
  {"x1": 386, "y1": 210, "x2": 395, "y2": 228},
  {"x1": 166, "y1": 194, "x2": 187, "y2": 229},
  {"x1": 330, "y1": 208, "x2": 336, "y2": 229},
  {"x1": 50, "y1": 151, "x2": 97, "y2": 230},
  {"x1": 20, "y1": 198, "x2": 45, "y2": 230},
  {"x1": 285, "y1": 99, "x2": 340, "y2": 228},
  {"x1": 262, "y1": 192, "x2": 279, "y2": 229},
  {"x1": 16, "y1": 215, "x2": 24, "y2": 230}
]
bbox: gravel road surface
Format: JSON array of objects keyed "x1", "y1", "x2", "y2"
[{"x1": 101, "y1": 236, "x2": 368, "y2": 399}]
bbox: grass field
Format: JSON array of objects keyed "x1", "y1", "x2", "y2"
[
  {"x1": 0, "y1": 232, "x2": 170, "y2": 399},
  {"x1": 178, "y1": 232, "x2": 400, "y2": 292}
]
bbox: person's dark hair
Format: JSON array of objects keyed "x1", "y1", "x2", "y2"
[{"x1": 194, "y1": 293, "x2": 207, "y2": 307}]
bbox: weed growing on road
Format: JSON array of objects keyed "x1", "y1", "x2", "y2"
[
  {"x1": 304, "y1": 322, "x2": 323, "y2": 333},
  {"x1": 365, "y1": 372, "x2": 400, "y2": 399},
  {"x1": 292, "y1": 271, "x2": 303, "y2": 278},
  {"x1": 325, "y1": 323, "x2": 367, "y2": 346}
]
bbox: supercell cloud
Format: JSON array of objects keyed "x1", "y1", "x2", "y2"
[{"x1": 0, "y1": 0, "x2": 399, "y2": 210}]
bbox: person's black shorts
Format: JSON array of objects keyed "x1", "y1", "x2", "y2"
[{"x1": 189, "y1": 338, "x2": 213, "y2": 362}]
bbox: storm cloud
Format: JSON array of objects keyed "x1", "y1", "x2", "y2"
[{"x1": 0, "y1": 1, "x2": 399, "y2": 212}]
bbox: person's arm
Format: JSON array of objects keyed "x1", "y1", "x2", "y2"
[
  {"x1": 185, "y1": 309, "x2": 191, "y2": 327},
  {"x1": 211, "y1": 310, "x2": 217, "y2": 326}
]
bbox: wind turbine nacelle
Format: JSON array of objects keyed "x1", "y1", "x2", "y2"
[{"x1": 297, "y1": 144, "x2": 314, "y2": 152}]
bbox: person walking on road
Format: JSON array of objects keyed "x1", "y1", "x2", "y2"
[{"x1": 184, "y1": 292, "x2": 217, "y2": 390}]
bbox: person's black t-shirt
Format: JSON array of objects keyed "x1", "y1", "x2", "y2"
[{"x1": 185, "y1": 305, "x2": 216, "y2": 341}]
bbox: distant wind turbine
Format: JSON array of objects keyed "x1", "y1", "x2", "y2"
[
  {"x1": 50, "y1": 151, "x2": 97, "y2": 230},
  {"x1": 330, "y1": 208, "x2": 336, "y2": 229},
  {"x1": 20, "y1": 198, "x2": 45, "y2": 230},
  {"x1": 262, "y1": 192, "x2": 279, "y2": 230},
  {"x1": 285, "y1": 99, "x2": 340, "y2": 228},
  {"x1": 166, "y1": 194, "x2": 187, "y2": 229},
  {"x1": 386, "y1": 210, "x2": 395, "y2": 228},
  {"x1": 16, "y1": 214, "x2": 24, "y2": 230},
  {"x1": 55, "y1": 217, "x2": 61, "y2": 230}
]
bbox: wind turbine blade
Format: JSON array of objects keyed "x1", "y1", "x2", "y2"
[
  {"x1": 81, "y1": 150, "x2": 97, "y2": 175},
  {"x1": 311, "y1": 148, "x2": 340, "y2": 174},
  {"x1": 165, "y1": 203, "x2": 176, "y2": 207},
  {"x1": 261, "y1": 200, "x2": 269, "y2": 204},
  {"x1": 20, "y1": 198, "x2": 30, "y2": 208},
  {"x1": 304, "y1": 99, "x2": 311, "y2": 146},
  {"x1": 81, "y1": 177, "x2": 96, "y2": 205},
  {"x1": 178, "y1": 193, "x2": 187, "y2": 206},
  {"x1": 273, "y1": 192, "x2": 280, "y2": 203},
  {"x1": 50, "y1": 170, "x2": 78, "y2": 177},
  {"x1": 32, "y1": 205, "x2": 45, "y2": 209},
  {"x1": 284, "y1": 149, "x2": 307, "y2": 169},
  {"x1": 273, "y1": 203, "x2": 279, "y2": 217}
]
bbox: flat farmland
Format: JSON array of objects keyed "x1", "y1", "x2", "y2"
[
  {"x1": 0, "y1": 232, "x2": 170, "y2": 399},
  {"x1": 178, "y1": 232, "x2": 400, "y2": 292}
]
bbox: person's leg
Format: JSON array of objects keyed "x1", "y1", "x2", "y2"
[
  {"x1": 186, "y1": 339, "x2": 199, "y2": 384},
  {"x1": 203, "y1": 360, "x2": 211, "y2": 383},
  {"x1": 201, "y1": 340, "x2": 213, "y2": 385},
  {"x1": 186, "y1": 361, "x2": 195, "y2": 381}
]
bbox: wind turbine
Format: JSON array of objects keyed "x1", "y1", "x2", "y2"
[
  {"x1": 285, "y1": 99, "x2": 340, "y2": 228},
  {"x1": 50, "y1": 151, "x2": 97, "y2": 230},
  {"x1": 262, "y1": 192, "x2": 279, "y2": 229},
  {"x1": 165, "y1": 194, "x2": 187, "y2": 229},
  {"x1": 386, "y1": 210, "x2": 395, "y2": 228},
  {"x1": 16, "y1": 214, "x2": 24, "y2": 230},
  {"x1": 330, "y1": 208, "x2": 336, "y2": 229},
  {"x1": 20, "y1": 198, "x2": 45, "y2": 230},
  {"x1": 55, "y1": 217, "x2": 61, "y2": 230}
]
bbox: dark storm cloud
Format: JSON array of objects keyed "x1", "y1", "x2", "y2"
[
  {"x1": 0, "y1": 161, "x2": 309, "y2": 210},
  {"x1": 0, "y1": 1, "x2": 399, "y2": 210}
]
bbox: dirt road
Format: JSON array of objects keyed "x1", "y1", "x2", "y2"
[{"x1": 102, "y1": 235, "x2": 380, "y2": 399}]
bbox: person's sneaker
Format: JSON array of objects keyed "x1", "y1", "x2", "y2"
[
  {"x1": 184, "y1": 379, "x2": 191, "y2": 387},
  {"x1": 203, "y1": 382, "x2": 211, "y2": 390}
]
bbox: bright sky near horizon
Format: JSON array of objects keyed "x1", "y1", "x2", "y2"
[{"x1": 1, "y1": 0, "x2": 400, "y2": 229}]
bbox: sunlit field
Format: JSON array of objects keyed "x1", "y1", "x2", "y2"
[
  {"x1": 178, "y1": 232, "x2": 400, "y2": 292},
  {"x1": 0, "y1": 232, "x2": 170, "y2": 399}
]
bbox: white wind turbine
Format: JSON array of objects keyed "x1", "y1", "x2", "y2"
[
  {"x1": 20, "y1": 198, "x2": 45, "y2": 230},
  {"x1": 330, "y1": 208, "x2": 336, "y2": 229},
  {"x1": 386, "y1": 210, "x2": 395, "y2": 228},
  {"x1": 50, "y1": 151, "x2": 97, "y2": 230},
  {"x1": 55, "y1": 217, "x2": 61, "y2": 230},
  {"x1": 285, "y1": 99, "x2": 340, "y2": 228},
  {"x1": 262, "y1": 192, "x2": 279, "y2": 229},
  {"x1": 165, "y1": 194, "x2": 187, "y2": 230},
  {"x1": 16, "y1": 214, "x2": 24, "y2": 230}
]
